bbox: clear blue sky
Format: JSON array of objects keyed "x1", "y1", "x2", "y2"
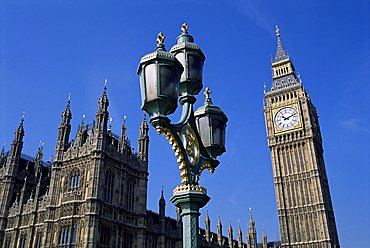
[{"x1": 0, "y1": 0, "x2": 369, "y2": 247}]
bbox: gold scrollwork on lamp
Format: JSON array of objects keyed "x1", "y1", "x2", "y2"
[{"x1": 180, "y1": 124, "x2": 200, "y2": 166}]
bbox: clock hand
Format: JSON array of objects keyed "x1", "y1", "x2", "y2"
[{"x1": 284, "y1": 113, "x2": 297, "y2": 120}]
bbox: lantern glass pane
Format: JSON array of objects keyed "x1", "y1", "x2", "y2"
[
  {"x1": 221, "y1": 126, "x2": 226, "y2": 146},
  {"x1": 199, "y1": 117, "x2": 210, "y2": 146},
  {"x1": 212, "y1": 119, "x2": 222, "y2": 145},
  {"x1": 145, "y1": 63, "x2": 158, "y2": 101},
  {"x1": 189, "y1": 54, "x2": 203, "y2": 82},
  {"x1": 139, "y1": 73, "x2": 146, "y2": 105},
  {"x1": 175, "y1": 53, "x2": 187, "y2": 82},
  {"x1": 160, "y1": 65, "x2": 179, "y2": 97}
]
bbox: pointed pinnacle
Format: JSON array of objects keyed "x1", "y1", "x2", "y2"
[
  {"x1": 161, "y1": 185, "x2": 164, "y2": 198},
  {"x1": 275, "y1": 25, "x2": 280, "y2": 37},
  {"x1": 20, "y1": 112, "x2": 25, "y2": 125}
]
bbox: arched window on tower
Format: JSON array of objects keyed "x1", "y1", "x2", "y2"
[
  {"x1": 69, "y1": 171, "x2": 80, "y2": 191},
  {"x1": 100, "y1": 225, "x2": 111, "y2": 247},
  {"x1": 125, "y1": 179, "x2": 135, "y2": 211},
  {"x1": 19, "y1": 235, "x2": 27, "y2": 248},
  {"x1": 35, "y1": 233, "x2": 42, "y2": 248},
  {"x1": 59, "y1": 224, "x2": 76, "y2": 248},
  {"x1": 104, "y1": 172, "x2": 115, "y2": 204},
  {"x1": 5, "y1": 238, "x2": 11, "y2": 248}
]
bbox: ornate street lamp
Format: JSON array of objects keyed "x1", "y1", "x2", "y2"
[{"x1": 138, "y1": 24, "x2": 228, "y2": 248}]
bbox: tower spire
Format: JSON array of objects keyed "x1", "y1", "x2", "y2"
[
  {"x1": 228, "y1": 220, "x2": 234, "y2": 248},
  {"x1": 7, "y1": 113, "x2": 25, "y2": 166},
  {"x1": 267, "y1": 25, "x2": 299, "y2": 92},
  {"x1": 138, "y1": 113, "x2": 149, "y2": 162},
  {"x1": 94, "y1": 80, "x2": 110, "y2": 149},
  {"x1": 238, "y1": 220, "x2": 243, "y2": 248},
  {"x1": 262, "y1": 225, "x2": 268, "y2": 248},
  {"x1": 247, "y1": 208, "x2": 257, "y2": 248},
  {"x1": 34, "y1": 143, "x2": 44, "y2": 177},
  {"x1": 217, "y1": 215, "x2": 223, "y2": 246},
  {"x1": 205, "y1": 210, "x2": 211, "y2": 242},
  {"x1": 159, "y1": 187, "x2": 166, "y2": 217},
  {"x1": 274, "y1": 25, "x2": 289, "y2": 63},
  {"x1": 55, "y1": 95, "x2": 72, "y2": 159}
]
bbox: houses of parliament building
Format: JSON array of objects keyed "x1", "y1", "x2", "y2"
[
  {"x1": 0, "y1": 26, "x2": 339, "y2": 248},
  {"x1": 0, "y1": 86, "x2": 273, "y2": 248}
]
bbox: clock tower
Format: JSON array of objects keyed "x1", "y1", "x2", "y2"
[{"x1": 263, "y1": 26, "x2": 340, "y2": 248}]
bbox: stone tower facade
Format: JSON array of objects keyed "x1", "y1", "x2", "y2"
[
  {"x1": 246, "y1": 209, "x2": 257, "y2": 248},
  {"x1": 263, "y1": 26, "x2": 340, "y2": 248}
]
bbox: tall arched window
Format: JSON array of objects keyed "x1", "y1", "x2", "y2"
[
  {"x1": 59, "y1": 225, "x2": 76, "y2": 247},
  {"x1": 100, "y1": 225, "x2": 111, "y2": 247},
  {"x1": 69, "y1": 171, "x2": 80, "y2": 191},
  {"x1": 35, "y1": 233, "x2": 42, "y2": 248},
  {"x1": 19, "y1": 236, "x2": 27, "y2": 248},
  {"x1": 125, "y1": 180, "x2": 135, "y2": 211},
  {"x1": 104, "y1": 172, "x2": 115, "y2": 204},
  {"x1": 5, "y1": 239, "x2": 11, "y2": 248}
]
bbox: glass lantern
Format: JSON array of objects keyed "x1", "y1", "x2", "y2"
[
  {"x1": 138, "y1": 33, "x2": 184, "y2": 117},
  {"x1": 194, "y1": 88, "x2": 228, "y2": 158},
  {"x1": 170, "y1": 23, "x2": 206, "y2": 97}
]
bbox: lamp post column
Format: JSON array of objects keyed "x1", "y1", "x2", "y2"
[
  {"x1": 170, "y1": 186, "x2": 210, "y2": 248},
  {"x1": 138, "y1": 24, "x2": 228, "y2": 248}
]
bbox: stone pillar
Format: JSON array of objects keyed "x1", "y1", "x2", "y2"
[{"x1": 170, "y1": 186, "x2": 210, "y2": 248}]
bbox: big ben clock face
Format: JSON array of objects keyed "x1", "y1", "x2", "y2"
[{"x1": 274, "y1": 107, "x2": 299, "y2": 130}]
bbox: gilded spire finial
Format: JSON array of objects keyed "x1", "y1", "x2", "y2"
[
  {"x1": 156, "y1": 32, "x2": 165, "y2": 45},
  {"x1": 204, "y1": 87, "x2": 212, "y2": 99},
  {"x1": 181, "y1": 23, "x2": 189, "y2": 34},
  {"x1": 104, "y1": 78, "x2": 108, "y2": 91},
  {"x1": 204, "y1": 87, "x2": 213, "y2": 105},
  {"x1": 275, "y1": 25, "x2": 280, "y2": 37}
]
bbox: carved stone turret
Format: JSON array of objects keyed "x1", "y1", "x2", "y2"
[
  {"x1": 238, "y1": 222, "x2": 243, "y2": 248},
  {"x1": 6, "y1": 113, "x2": 25, "y2": 176},
  {"x1": 158, "y1": 189, "x2": 166, "y2": 248},
  {"x1": 262, "y1": 226, "x2": 268, "y2": 248},
  {"x1": 217, "y1": 215, "x2": 223, "y2": 246},
  {"x1": 205, "y1": 211, "x2": 211, "y2": 242},
  {"x1": 228, "y1": 221, "x2": 234, "y2": 248},
  {"x1": 55, "y1": 96, "x2": 72, "y2": 161},
  {"x1": 94, "y1": 81, "x2": 109, "y2": 151},
  {"x1": 138, "y1": 114, "x2": 149, "y2": 162}
]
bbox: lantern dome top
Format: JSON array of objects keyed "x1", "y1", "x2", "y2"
[
  {"x1": 194, "y1": 87, "x2": 228, "y2": 121},
  {"x1": 138, "y1": 32, "x2": 182, "y2": 72},
  {"x1": 170, "y1": 24, "x2": 205, "y2": 61}
]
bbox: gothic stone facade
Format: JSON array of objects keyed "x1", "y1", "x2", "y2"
[
  {"x1": 263, "y1": 27, "x2": 340, "y2": 248},
  {"x1": 0, "y1": 87, "x2": 277, "y2": 248}
]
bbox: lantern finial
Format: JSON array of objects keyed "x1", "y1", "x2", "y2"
[
  {"x1": 156, "y1": 32, "x2": 165, "y2": 45},
  {"x1": 181, "y1": 23, "x2": 189, "y2": 34},
  {"x1": 204, "y1": 87, "x2": 213, "y2": 105}
]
